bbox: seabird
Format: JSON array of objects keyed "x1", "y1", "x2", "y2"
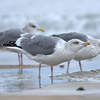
[
  {"x1": 0, "y1": 22, "x2": 44, "y2": 73},
  {"x1": 6, "y1": 34, "x2": 90, "y2": 88},
  {"x1": 52, "y1": 32, "x2": 100, "y2": 73}
]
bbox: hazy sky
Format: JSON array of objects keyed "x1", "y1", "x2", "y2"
[{"x1": 0, "y1": 0, "x2": 100, "y2": 16}]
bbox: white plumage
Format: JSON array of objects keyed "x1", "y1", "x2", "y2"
[
  {"x1": 0, "y1": 22, "x2": 44, "y2": 74},
  {"x1": 7, "y1": 34, "x2": 91, "y2": 87},
  {"x1": 52, "y1": 32, "x2": 99, "y2": 73}
]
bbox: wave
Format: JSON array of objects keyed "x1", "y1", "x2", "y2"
[
  {"x1": 0, "y1": 13, "x2": 100, "y2": 38},
  {"x1": 53, "y1": 69, "x2": 100, "y2": 82}
]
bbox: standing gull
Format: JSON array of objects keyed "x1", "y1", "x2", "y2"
[
  {"x1": 0, "y1": 22, "x2": 44, "y2": 73},
  {"x1": 6, "y1": 34, "x2": 90, "y2": 88},
  {"x1": 52, "y1": 32, "x2": 100, "y2": 73}
]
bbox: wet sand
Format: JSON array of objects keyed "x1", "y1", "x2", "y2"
[
  {"x1": 0, "y1": 65, "x2": 51, "y2": 69},
  {"x1": 0, "y1": 65, "x2": 100, "y2": 100},
  {"x1": 0, "y1": 65, "x2": 63, "y2": 69},
  {"x1": 1, "y1": 82, "x2": 100, "y2": 100},
  {"x1": 0, "y1": 95, "x2": 99, "y2": 100}
]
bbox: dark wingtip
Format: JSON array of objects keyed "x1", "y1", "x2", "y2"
[{"x1": 52, "y1": 34, "x2": 59, "y2": 37}]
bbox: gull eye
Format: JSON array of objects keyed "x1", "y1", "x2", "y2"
[
  {"x1": 73, "y1": 41, "x2": 79, "y2": 44},
  {"x1": 31, "y1": 25, "x2": 36, "y2": 28}
]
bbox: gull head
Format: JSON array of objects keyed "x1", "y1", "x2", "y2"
[
  {"x1": 66, "y1": 39, "x2": 91, "y2": 53},
  {"x1": 22, "y1": 22, "x2": 45, "y2": 35}
]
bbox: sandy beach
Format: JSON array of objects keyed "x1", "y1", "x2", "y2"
[
  {"x1": 0, "y1": 65, "x2": 50, "y2": 69},
  {"x1": 0, "y1": 81, "x2": 100, "y2": 100},
  {"x1": 0, "y1": 95, "x2": 100, "y2": 100},
  {"x1": 0, "y1": 65, "x2": 100, "y2": 100}
]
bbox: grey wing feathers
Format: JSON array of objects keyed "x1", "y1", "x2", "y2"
[
  {"x1": 0, "y1": 28, "x2": 23, "y2": 45},
  {"x1": 20, "y1": 35, "x2": 59, "y2": 56},
  {"x1": 52, "y1": 32, "x2": 88, "y2": 42}
]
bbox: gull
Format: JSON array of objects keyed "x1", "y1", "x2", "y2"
[
  {"x1": 52, "y1": 32, "x2": 100, "y2": 73},
  {"x1": 0, "y1": 22, "x2": 44, "y2": 73},
  {"x1": 6, "y1": 33, "x2": 90, "y2": 88}
]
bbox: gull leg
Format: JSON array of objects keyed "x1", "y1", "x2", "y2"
[
  {"x1": 38, "y1": 63, "x2": 41, "y2": 88},
  {"x1": 51, "y1": 66, "x2": 53, "y2": 84},
  {"x1": 20, "y1": 53, "x2": 23, "y2": 65},
  {"x1": 66, "y1": 61, "x2": 70, "y2": 73},
  {"x1": 79, "y1": 60, "x2": 82, "y2": 71},
  {"x1": 18, "y1": 53, "x2": 23, "y2": 74},
  {"x1": 18, "y1": 53, "x2": 21, "y2": 74},
  {"x1": 18, "y1": 53, "x2": 21, "y2": 66},
  {"x1": 20, "y1": 53, "x2": 23, "y2": 74}
]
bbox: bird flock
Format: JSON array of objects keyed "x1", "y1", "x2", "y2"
[{"x1": 1, "y1": 22, "x2": 100, "y2": 88}]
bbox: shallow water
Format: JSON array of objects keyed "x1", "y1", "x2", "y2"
[
  {"x1": 0, "y1": 52, "x2": 100, "y2": 93},
  {"x1": 0, "y1": 67, "x2": 67, "y2": 93},
  {"x1": 54, "y1": 69, "x2": 100, "y2": 82}
]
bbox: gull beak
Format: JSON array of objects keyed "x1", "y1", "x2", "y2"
[
  {"x1": 38, "y1": 28, "x2": 45, "y2": 32},
  {"x1": 82, "y1": 41, "x2": 91, "y2": 46}
]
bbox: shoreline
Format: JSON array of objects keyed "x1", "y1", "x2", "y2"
[
  {"x1": 4, "y1": 82, "x2": 100, "y2": 96},
  {"x1": 1, "y1": 82, "x2": 100, "y2": 100},
  {"x1": 0, "y1": 65, "x2": 59, "y2": 69},
  {"x1": 0, "y1": 66, "x2": 100, "y2": 99}
]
